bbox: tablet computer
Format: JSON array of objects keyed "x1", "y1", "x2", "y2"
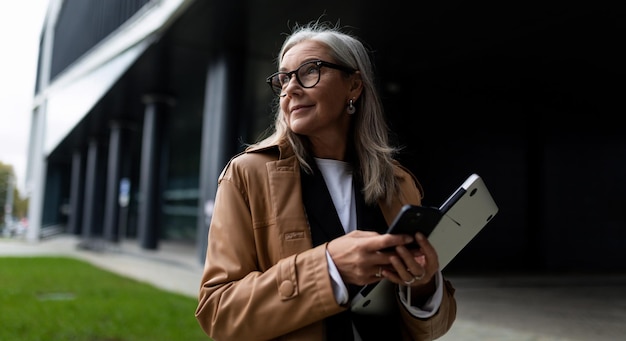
[{"x1": 351, "y1": 173, "x2": 498, "y2": 315}]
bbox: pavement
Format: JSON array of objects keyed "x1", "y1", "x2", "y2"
[{"x1": 2, "y1": 234, "x2": 625, "y2": 341}]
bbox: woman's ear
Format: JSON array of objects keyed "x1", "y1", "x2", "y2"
[{"x1": 350, "y1": 71, "x2": 363, "y2": 98}]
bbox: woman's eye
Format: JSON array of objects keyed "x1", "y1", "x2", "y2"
[{"x1": 304, "y1": 66, "x2": 318, "y2": 75}]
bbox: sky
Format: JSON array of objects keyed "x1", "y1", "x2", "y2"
[{"x1": 0, "y1": 1, "x2": 49, "y2": 193}]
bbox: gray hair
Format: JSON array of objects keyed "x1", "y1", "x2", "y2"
[{"x1": 257, "y1": 21, "x2": 401, "y2": 204}]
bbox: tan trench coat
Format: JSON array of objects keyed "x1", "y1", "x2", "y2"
[{"x1": 195, "y1": 141, "x2": 457, "y2": 340}]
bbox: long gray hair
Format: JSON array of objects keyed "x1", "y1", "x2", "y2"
[{"x1": 256, "y1": 21, "x2": 401, "y2": 204}]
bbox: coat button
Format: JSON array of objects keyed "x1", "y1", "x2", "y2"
[{"x1": 279, "y1": 281, "x2": 295, "y2": 296}]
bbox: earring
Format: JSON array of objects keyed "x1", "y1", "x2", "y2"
[{"x1": 347, "y1": 99, "x2": 356, "y2": 115}]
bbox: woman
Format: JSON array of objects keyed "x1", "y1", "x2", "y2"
[{"x1": 195, "y1": 21, "x2": 456, "y2": 341}]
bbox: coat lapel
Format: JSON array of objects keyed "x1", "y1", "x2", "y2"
[
  {"x1": 300, "y1": 162, "x2": 345, "y2": 247},
  {"x1": 354, "y1": 175, "x2": 389, "y2": 234}
]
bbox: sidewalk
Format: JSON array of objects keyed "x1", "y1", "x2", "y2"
[{"x1": 2, "y1": 234, "x2": 625, "y2": 341}]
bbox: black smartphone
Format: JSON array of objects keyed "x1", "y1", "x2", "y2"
[{"x1": 382, "y1": 205, "x2": 442, "y2": 251}]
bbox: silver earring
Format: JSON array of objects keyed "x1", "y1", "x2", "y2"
[{"x1": 347, "y1": 99, "x2": 356, "y2": 115}]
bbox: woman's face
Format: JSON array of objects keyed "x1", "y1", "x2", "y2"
[{"x1": 279, "y1": 41, "x2": 361, "y2": 144}]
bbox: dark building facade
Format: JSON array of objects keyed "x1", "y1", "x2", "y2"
[{"x1": 27, "y1": 0, "x2": 626, "y2": 273}]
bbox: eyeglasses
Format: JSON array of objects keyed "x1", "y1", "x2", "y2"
[{"x1": 265, "y1": 60, "x2": 357, "y2": 97}]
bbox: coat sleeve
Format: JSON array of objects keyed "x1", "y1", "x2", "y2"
[
  {"x1": 399, "y1": 278, "x2": 457, "y2": 340},
  {"x1": 195, "y1": 162, "x2": 345, "y2": 340}
]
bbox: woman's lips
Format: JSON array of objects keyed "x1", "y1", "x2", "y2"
[{"x1": 290, "y1": 104, "x2": 312, "y2": 114}]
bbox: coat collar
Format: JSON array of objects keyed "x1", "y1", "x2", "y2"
[{"x1": 245, "y1": 139, "x2": 295, "y2": 160}]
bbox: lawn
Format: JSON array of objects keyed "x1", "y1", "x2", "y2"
[{"x1": 0, "y1": 256, "x2": 210, "y2": 341}]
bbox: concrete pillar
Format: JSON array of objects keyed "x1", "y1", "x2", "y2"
[
  {"x1": 196, "y1": 54, "x2": 242, "y2": 263},
  {"x1": 81, "y1": 138, "x2": 103, "y2": 243},
  {"x1": 136, "y1": 94, "x2": 175, "y2": 250},
  {"x1": 102, "y1": 121, "x2": 129, "y2": 243},
  {"x1": 67, "y1": 150, "x2": 84, "y2": 235}
]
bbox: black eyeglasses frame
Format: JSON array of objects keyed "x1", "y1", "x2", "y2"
[{"x1": 265, "y1": 60, "x2": 357, "y2": 96}]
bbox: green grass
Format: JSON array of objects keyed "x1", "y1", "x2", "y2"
[{"x1": 0, "y1": 256, "x2": 210, "y2": 341}]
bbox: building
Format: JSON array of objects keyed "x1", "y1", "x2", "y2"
[{"x1": 27, "y1": 0, "x2": 626, "y2": 272}]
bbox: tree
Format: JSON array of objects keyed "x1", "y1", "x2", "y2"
[{"x1": 0, "y1": 161, "x2": 28, "y2": 228}]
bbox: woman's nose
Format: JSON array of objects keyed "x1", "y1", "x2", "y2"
[{"x1": 282, "y1": 74, "x2": 300, "y2": 94}]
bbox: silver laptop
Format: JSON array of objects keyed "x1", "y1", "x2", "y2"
[{"x1": 351, "y1": 173, "x2": 499, "y2": 315}]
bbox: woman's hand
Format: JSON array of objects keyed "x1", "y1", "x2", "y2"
[
  {"x1": 383, "y1": 232, "x2": 439, "y2": 298},
  {"x1": 326, "y1": 230, "x2": 413, "y2": 286}
]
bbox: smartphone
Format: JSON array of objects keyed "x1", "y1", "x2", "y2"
[{"x1": 382, "y1": 204, "x2": 442, "y2": 251}]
